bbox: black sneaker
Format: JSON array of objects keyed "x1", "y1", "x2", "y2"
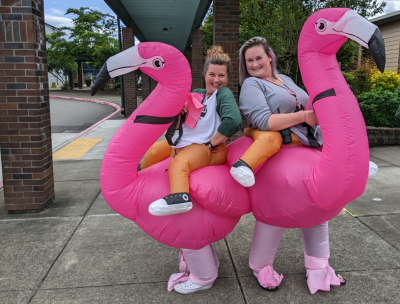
[{"x1": 148, "y1": 192, "x2": 193, "y2": 216}]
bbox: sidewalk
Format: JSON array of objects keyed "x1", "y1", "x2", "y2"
[{"x1": 0, "y1": 97, "x2": 399, "y2": 303}]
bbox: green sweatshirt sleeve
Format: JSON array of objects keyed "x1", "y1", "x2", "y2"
[{"x1": 216, "y1": 87, "x2": 241, "y2": 137}]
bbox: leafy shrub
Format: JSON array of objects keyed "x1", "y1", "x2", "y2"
[
  {"x1": 370, "y1": 69, "x2": 400, "y2": 92},
  {"x1": 357, "y1": 87, "x2": 400, "y2": 128},
  {"x1": 342, "y1": 71, "x2": 354, "y2": 89},
  {"x1": 348, "y1": 59, "x2": 377, "y2": 95}
]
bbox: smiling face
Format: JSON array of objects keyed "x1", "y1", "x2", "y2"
[
  {"x1": 205, "y1": 64, "x2": 228, "y2": 96},
  {"x1": 245, "y1": 45, "x2": 273, "y2": 80}
]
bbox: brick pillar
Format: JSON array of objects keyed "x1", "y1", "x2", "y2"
[
  {"x1": 0, "y1": 0, "x2": 54, "y2": 211},
  {"x1": 150, "y1": 78, "x2": 158, "y2": 92},
  {"x1": 142, "y1": 73, "x2": 150, "y2": 100},
  {"x1": 122, "y1": 27, "x2": 136, "y2": 116},
  {"x1": 213, "y1": 0, "x2": 239, "y2": 101},
  {"x1": 183, "y1": 46, "x2": 192, "y2": 70},
  {"x1": 191, "y1": 29, "x2": 204, "y2": 90}
]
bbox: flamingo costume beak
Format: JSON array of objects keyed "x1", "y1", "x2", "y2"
[
  {"x1": 316, "y1": 10, "x2": 386, "y2": 72},
  {"x1": 91, "y1": 45, "x2": 165, "y2": 96}
]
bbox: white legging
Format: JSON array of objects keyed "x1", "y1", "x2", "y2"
[
  {"x1": 178, "y1": 221, "x2": 339, "y2": 293},
  {"x1": 250, "y1": 221, "x2": 330, "y2": 273}
]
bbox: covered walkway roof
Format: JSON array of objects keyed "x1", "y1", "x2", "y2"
[{"x1": 104, "y1": 0, "x2": 212, "y2": 52}]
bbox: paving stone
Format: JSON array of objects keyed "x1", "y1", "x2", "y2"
[
  {"x1": 369, "y1": 156, "x2": 392, "y2": 167},
  {"x1": 54, "y1": 159, "x2": 102, "y2": 181},
  {"x1": 370, "y1": 146, "x2": 400, "y2": 166},
  {"x1": 86, "y1": 192, "x2": 117, "y2": 216},
  {"x1": 347, "y1": 167, "x2": 400, "y2": 216},
  {"x1": 359, "y1": 214, "x2": 400, "y2": 251},
  {"x1": 41, "y1": 216, "x2": 236, "y2": 289},
  {"x1": 0, "y1": 290, "x2": 34, "y2": 304},
  {"x1": 240, "y1": 269, "x2": 400, "y2": 303},
  {"x1": 0, "y1": 181, "x2": 100, "y2": 220},
  {"x1": 32, "y1": 278, "x2": 244, "y2": 304},
  {"x1": 0, "y1": 218, "x2": 81, "y2": 291},
  {"x1": 226, "y1": 212, "x2": 400, "y2": 276}
]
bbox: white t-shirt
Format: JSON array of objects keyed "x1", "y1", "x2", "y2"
[{"x1": 172, "y1": 90, "x2": 221, "y2": 148}]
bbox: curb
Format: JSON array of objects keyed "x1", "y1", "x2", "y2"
[
  {"x1": 49, "y1": 95, "x2": 122, "y2": 139},
  {"x1": 0, "y1": 97, "x2": 122, "y2": 190}
]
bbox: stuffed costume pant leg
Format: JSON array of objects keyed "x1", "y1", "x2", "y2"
[
  {"x1": 141, "y1": 140, "x2": 172, "y2": 170},
  {"x1": 249, "y1": 221, "x2": 285, "y2": 288},
  {"x1": 302, "y1": 222, "x2": 341, "y2": 294},
  {"x1": 167, "y1": 244, "x2": 219, "y2": 290},
  {"x1": 182, "y1": 244, "x2": 219, "y2": 286},
  {"x1": 169, "y1": 143, "x2": 227, "y2": 194},
  {"x1": 241, "y1": 127, "x2": 283, "y2": 170}
]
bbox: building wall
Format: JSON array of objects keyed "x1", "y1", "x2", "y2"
[
  {"x1": 45, "y1": 23, "x2": 65, "y2": 86},
  {"x1": 378, "y1": 19, "x2": 400, "y2": 71}
]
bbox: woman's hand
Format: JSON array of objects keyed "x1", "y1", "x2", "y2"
[
  {"x1": 181, "y1": 105, "x2": 188, "y2": 115},
  {"x1": 304, "y1": 110, "x2": 319, "y2": 127},
  {"x1": 176, "y1": 105, "x2": 188, "y2": 129}
]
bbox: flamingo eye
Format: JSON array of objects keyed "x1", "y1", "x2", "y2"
[
  {"x1": 316, "y1": 20, "x2": 327, "y2": 32},
  {"x1": 152, "y1": 58, "x2": 165, "y2": 69}
]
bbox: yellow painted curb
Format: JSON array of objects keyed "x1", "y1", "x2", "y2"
[
  {"x1": 342, "y1": 208, "x2": 355, "y2": 217},
  {"x1": 53, "y1": 138, "x2": 103, "y2": 159}
]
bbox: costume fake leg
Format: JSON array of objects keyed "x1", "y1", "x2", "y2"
[
  {"x1": 169, "y1": 143, "x2": 227, "y2": 194},
  {"x1": 168, "y1": 244, "x2": 219, "y2": 293},
  {"x1": 249, "y1": 221, "x2": 285, "y2": 289},
  {"x1": 148, "y1": 143, "x2": 227, "y2": 216},
  {"x1": 302, "y1": 222, "x2": 341, "y2": 294},
  {"x1": 231, "y1": 128, "x2": 282, "y2": 187},
  {"x1": 241, "y1": 127, "x2": 283, "y2": 170},
  {"x1": 141, "y1": 140, "x2": 172, "y2": 170}
]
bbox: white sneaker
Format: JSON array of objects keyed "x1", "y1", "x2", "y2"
[
  {"x1": 230, "y1": 159, "x2": 255, "y2": 187},
  {"x1": 174, "y1": 280, "x2": 212, "y2": 294},
  {"x1": 148, "y1": 192, "x2": 193, "y2": 216}
]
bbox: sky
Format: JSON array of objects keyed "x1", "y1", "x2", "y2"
[
  {"x1": 374, "y1": 0, "x2": 400, "y2": 17},
  {"x1": 44, "y1": 0, "x2": 400, "y2": 31}
]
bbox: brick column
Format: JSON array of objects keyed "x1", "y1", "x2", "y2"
[
  {"x1": 142, "y1": 73, "x2": 150, "y2": 100},
  {"x1": 150, "y1": 77, "x2": 158, "y2": 92},
  {"x1": 122, "y1": 27, "x2": 136, "y2": 116},
  {"x1": 183, "y1": 46, "x2": 192, "y2": 70},
  {"x1": 0, "y1": 0, "x2": 54, "y2": 211},
  {"x1": 213, "y1": 0, "x2": 239, "y2": 101},
  {"x1": 191, "y1": 29, "x2": 204, "y2": 90}
]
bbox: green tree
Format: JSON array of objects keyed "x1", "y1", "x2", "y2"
[
  {"x1": 240, "y1": 0, "x2": 386, "y2": 86},
  {"x1": 46, "y1": 31, "x2": 77, "y2": 86},
  {"x1": 201, "y1": 7, "x2": 213, "y2": 52},
  {"x1": 46, "y1": 7, "x2": 119, "y2": 84}
]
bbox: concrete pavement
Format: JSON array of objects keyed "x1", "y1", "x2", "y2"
[{"x1": 0, "y1": 92, "x2": 399, "y2": 303}]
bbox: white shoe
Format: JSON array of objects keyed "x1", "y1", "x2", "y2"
[
  {"x1": 230, "y1": 159, "x2": 255, "y2": 187},
  {"x1": 148, "y1": 192, "x2": 193, "y2": 216},
  {"x1": 174, "y1": 280, "x2": 212, "y2": 294}
]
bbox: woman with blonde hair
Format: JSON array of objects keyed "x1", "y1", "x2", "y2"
[{"x1": 143, "y1": 45, "x2": 241, "y2": 217}]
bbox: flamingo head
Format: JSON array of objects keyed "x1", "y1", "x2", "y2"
[
  {"x1": 91, "y1": 42, "x2": 192, "y2": 96},
  {"x1": 299, "y1": 8, "x2": 385, "y2": 72}
]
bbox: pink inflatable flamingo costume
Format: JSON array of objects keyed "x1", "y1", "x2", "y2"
[
  {"x1": 227, "y1": 8, "x2": 385, "y2": 228},
  {"x1": 91, "y1": 43, "x2": 250, "y2": 250}
]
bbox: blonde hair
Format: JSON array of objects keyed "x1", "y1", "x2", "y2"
[{"x1": 203, "y1": 45, "x2": 231, "y2": 76}]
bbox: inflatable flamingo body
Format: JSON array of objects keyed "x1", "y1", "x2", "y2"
[
  {"x1": 93, "y1": 43, "x2": 250, "y2": 250},
  {"x1": 92, "y1": 8, "x2": 385, "y2": 247},
  {"x1": 227, "y1": 8, "x2": 385, "y2": 228}
]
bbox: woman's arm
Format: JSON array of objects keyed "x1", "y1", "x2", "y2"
[
  {"x1": 215, "y1": 87, "x2": 242, "y2": 137},
  {"x1": 209, "y1": 131, "x2": 227, "y2": 147},
  {"x1": 267, "y1": 110, "x2": 318, "y2": 131},
  {"x1": 240, "y1": 79, "x2": 318, "y2": 131}
]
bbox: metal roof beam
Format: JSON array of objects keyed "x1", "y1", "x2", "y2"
[{"x1": 104, "y1": 0, "x2": 146, "y2": 42}]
